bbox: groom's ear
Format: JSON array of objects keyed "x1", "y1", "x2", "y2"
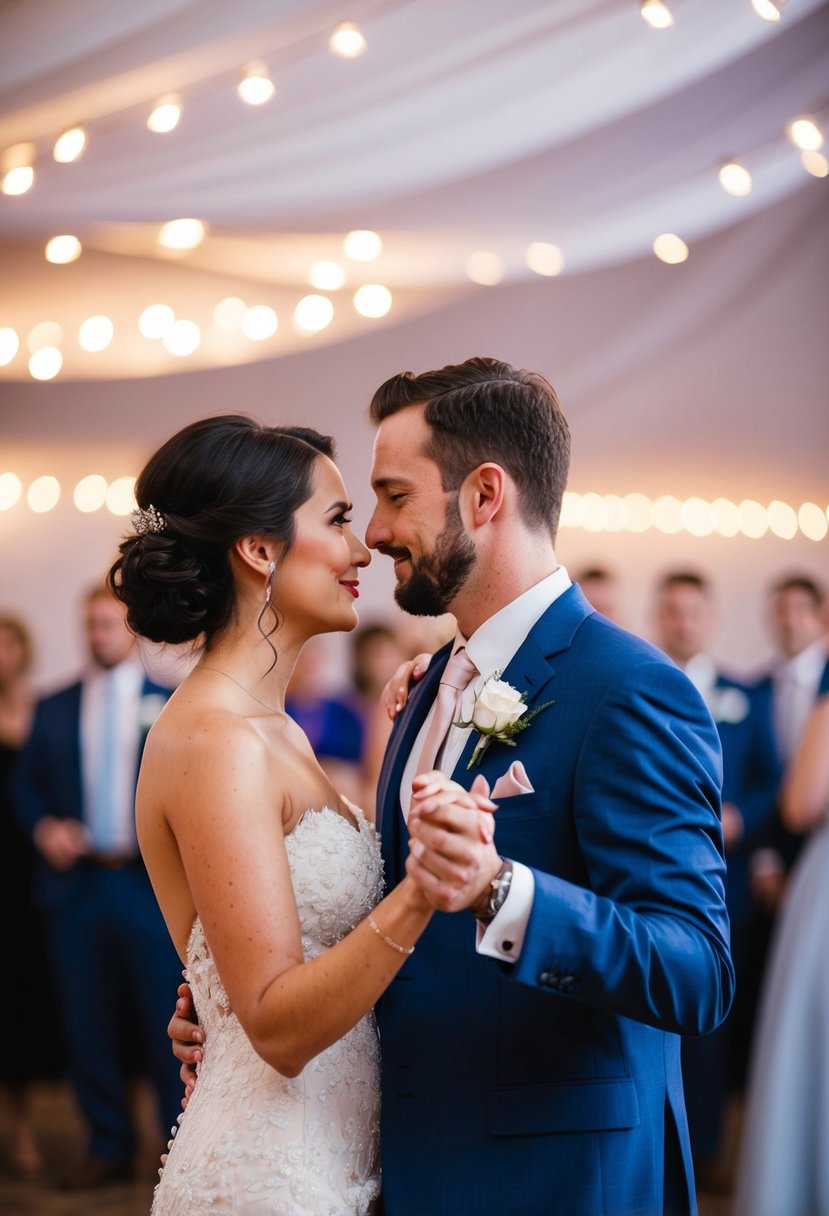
[{"x1": 463, "y1": 463, "x2": 506, "y2": 529}]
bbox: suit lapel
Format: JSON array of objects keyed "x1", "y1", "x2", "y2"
[
  {"x1": 378, "y1": 643, "x2": 451, "y2": 882},
  {"x1": 452, "y1": 584, "x2": 594, "y2": 783}
]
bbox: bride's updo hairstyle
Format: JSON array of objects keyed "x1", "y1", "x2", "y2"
[{"x1": 109, "y1": 415, "x2": 335, "y2": 645}]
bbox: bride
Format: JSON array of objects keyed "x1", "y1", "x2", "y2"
[{"x1": 109, "y1": 416, "x2": 491, "y2": 1215}]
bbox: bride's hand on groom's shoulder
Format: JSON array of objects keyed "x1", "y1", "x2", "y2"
[
  {"x1": 168, "y1": 980, "x2": 203, "y2": 1108},
  {"x1": 382, "y1": 653, "x2": 432, "y2": 720},
  {"x1": 405, "y1": 772, "x2": 501, "y2": 913}
]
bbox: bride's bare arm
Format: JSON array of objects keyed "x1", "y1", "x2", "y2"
[
  {"x1": 156, "y1": 718, "x2": 427, "y2": 1077},
  {"x1": 157, "y1": 718, "x2": 490, "y2": 1079}
]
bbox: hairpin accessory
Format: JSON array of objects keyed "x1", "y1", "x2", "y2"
[{"x1": 132, "y1": 504, "x2": 166, "y2": 535}]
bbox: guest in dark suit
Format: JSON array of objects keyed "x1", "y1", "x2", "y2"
[
  {"x1": 14, "y1": 584, "x2": 181, "y2": 1189},
  {"x1": 734, "y1": 574, "x2": 829, "y2": 1093},
  {"x1": 749, "y1": 574, "x2": 829, "y2": 894},
  {"x1": 652, "y1": 571, "x2": 780, "y2": 1180}
]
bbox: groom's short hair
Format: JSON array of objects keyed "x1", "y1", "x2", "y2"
[{"x1": 369, "y1": 356, "x2": 571, "y2": 537}]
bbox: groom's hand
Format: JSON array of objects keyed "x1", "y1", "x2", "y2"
[
  {"x1": 406, "y1": 772, "x2": 501, "y2": 913},
  {"x1": 168, "y1": 980, "x2": 203, "y2": 1108}
]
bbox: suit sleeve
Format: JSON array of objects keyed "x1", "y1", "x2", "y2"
[
  {"x1": 12, "y1": 702, "x2": 56, "y2": 839},
  {"x1": 510, "y1": 659, "x2": 734, "y2": 1036}
]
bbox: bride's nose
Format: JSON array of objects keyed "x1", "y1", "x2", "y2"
[{"x1": 352, "y1": 536, "x2": 371, "y2": 568}]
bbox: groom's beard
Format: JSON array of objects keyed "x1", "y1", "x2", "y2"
[{"x1": 386, "y1": 496, "x2": 476, "y2": 617}]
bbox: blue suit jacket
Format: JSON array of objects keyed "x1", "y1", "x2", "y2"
[
  {"x1": 376, "y1": 586, "x2": 733, "y2": 1216},
  {"x1": 14, "y1": 673, "x2": 171, "y2": 910}
]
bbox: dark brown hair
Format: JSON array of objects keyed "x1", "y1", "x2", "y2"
[
  {"x1": 369, "y1": 357, "x2": 570, "y2": 536},
  {"x1": 109, "y1": 416, "x2": 334, "y2": 645}
]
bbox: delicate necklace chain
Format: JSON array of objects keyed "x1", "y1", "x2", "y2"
[{"x1": 199, "y1": 664, "x2": 282, "y2": 714}]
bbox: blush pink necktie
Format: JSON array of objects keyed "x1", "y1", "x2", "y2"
[{"x1": 415, "y1": 647, "x2": 479, "y2": 777}]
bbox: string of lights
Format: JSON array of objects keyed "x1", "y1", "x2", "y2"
[
  {"x1": 0, "y1": 5, "x2": 825, "y2": 381},
  {"x1": 0, "y1": 473, "x2": 825, "y2": 542}
]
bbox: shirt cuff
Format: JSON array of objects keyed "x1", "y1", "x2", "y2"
[{"x1": 475, "y1": 861, "x2": 534, "y2": 963}]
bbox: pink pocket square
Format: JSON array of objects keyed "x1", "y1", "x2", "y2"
[{"x1": 490, "y1": 761, "x2": 535, "y2": 799}]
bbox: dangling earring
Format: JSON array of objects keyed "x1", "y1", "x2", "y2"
[{"x1": 264, "y1": 561, "x2": 276, "y2": 607}]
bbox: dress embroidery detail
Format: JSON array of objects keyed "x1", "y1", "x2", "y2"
[{"x1": 152, "y1": 807, "x2": 383, "y2": 1216}]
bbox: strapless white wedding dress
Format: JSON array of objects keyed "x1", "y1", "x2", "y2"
[{"x1": 152, "y1": 806, "x2": 383, "y2": 1216}]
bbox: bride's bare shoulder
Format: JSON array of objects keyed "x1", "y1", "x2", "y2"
[{"x1": 144, "y1": 694, "x2": 292, "y2": 770}]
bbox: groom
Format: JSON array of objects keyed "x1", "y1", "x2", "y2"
[{"x1": 175, "y1": 358, "x2": 733, "y2": 1215}]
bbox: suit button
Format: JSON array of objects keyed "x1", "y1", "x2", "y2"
[
  {"x1": 538, "y1": 969, "x2": 559, "y2": 988},
  {"x1": 558, "y1": 975, "x2": 577, "y2": 993}
]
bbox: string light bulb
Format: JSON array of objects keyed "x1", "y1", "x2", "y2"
[
  {"x1": 158, "y1": 218, "x2": 206, "y2": 250},
  {"x1": 653, "y1": 233, "x2": 689, "y2": 264},
  {"x1": 526, "y1": 242, "x2": 565, "y2": 276},
  {"x1": 2, "y1": 143, "x2": 36, "y2": 195},
  {"x1": 147, "y1": 95, "x2": 182, "y2": 134},
  {"x1": 751, "y1": 0, "x2": 785, "y2": 21},
  {"x1": 718, "y1": 159, "x2": 753, "y2": 196},
  {"x1": 353, "y1": 284, "x2": 392, "y2": 318},
  {"x1": 801, "y1": 150, "x2": 829, "y2": 178},
  {"x1": 45, "y1": 235, "x2": 82, "y2": 264},
  {"x1": 640, "y1": 0, "x2": 674, "y2": 30},
  {"x1": 786, "y1": 116, "x2": 824, "y2": 152},
  {"x1": 28, "y1": 349, "x2": 63, "y2": 381},
  {"x1": 465, "y1": 251, "x2": 504, "y2": 285},
  {"x1": 343, "y1": 230, "x2": 382, "y2": 261},
  {"x1": 53, "y1": 126, "x2": 87, "y2": 163},
  {"x1": 330, "y1": 21, "x2": 367, "y2": 58},
  {"x1": 0, "y1": 328, "x2": 20, "y2": 366},
  {"x1": 238, "y1": 63, "x2": 275, "y2": 106}
]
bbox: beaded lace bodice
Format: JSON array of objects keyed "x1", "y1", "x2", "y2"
[{"x1": 152, "y1": 806, "x2": 383, "y2": 1216}]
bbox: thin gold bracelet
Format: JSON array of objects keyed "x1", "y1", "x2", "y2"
[{"x1": 367, "y1": 914, "x2": 415, "y2": 956}]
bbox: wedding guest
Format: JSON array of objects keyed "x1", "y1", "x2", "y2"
[
  {"x1": 652, "y1": 572, "x2": 779, "y2": 1183},
  {"x1": 736, "y1": 692, "x2": 829, "y2": 1216},
  {"x1": 734, "y1": 574, "x2": 829, "y2": 1087},
  {"x1": 0, "y1": 614, "x2": 63, "y2": 1178},
  {"x1": 13, "y1": 585, "x2": 180, "y2": 1190},
  {"x1": 750, "y1": 575, "x2": 828, "y2": 902},
  {"x1": 574, "y1": 565, "x2": 623, "y2": 623}
]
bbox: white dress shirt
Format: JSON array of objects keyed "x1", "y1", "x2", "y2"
[
  {"x1": 683, "y1": 652, "x2": 719, "y2": 705},
  {"x1": 81, "y1": 658, "x2": 145, "y2": 854},
  {"x1": 399, "y1": 566, "x2": 572, "y2": 963},
  {"x1": 772, "y1": 640, "x2": 827, "y2": 762}
]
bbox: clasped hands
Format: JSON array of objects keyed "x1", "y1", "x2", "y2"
[
  {"x1": 405, "y1": 769, "x2": 502, "y2": 915},
  {"x1": 169, "y1": 771, "x2": 501, "y2": 1106}
]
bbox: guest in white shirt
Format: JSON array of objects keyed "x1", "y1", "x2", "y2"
[{"x1": 14, "y1": 585, "x2": 181, "y2": 1190}]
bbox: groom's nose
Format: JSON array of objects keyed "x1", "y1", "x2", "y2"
[{"x1": 364, "y1": 506, "x2": 388, "y2": 551}]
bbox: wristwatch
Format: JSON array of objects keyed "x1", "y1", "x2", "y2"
[{"x1": 476, "y1": 858, "x2": 514, "y2": 925}]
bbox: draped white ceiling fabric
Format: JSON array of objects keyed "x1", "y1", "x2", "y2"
[{"x1": 0, "y1": 0, "x2": 827, "y2": 379}]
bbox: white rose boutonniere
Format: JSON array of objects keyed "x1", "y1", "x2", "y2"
[
  {"x1": 455, "y1": 672, "x2": 554, "y2": 769},
  {"x1": 138, "y1": 693, "x2": 167, "y2": 735}
]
